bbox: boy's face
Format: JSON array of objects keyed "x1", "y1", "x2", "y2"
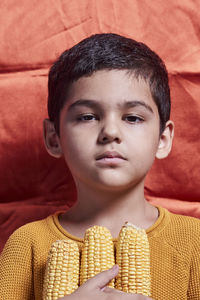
[{"x1": 46, "y1": 70, "x2": 172, "y2": 191}]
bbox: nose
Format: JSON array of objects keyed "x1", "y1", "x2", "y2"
[{"x1": 97, "y1": 117, "x2": 122, "y2": 144}]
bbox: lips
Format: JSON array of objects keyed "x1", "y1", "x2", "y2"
[{"x1": 96, "y1": 151, "x2": 126, "y2": 160}]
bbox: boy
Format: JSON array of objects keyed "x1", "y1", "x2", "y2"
[{"x1": 0, "y1": 33, "x2": 199, "y2": 299}]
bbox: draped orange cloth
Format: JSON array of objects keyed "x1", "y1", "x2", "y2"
[{"x1": 0, "y1": 0, "x2": 200, "y2": 252}]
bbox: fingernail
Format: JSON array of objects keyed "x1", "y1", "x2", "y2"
[{"x1": 111, "y1": 264, "x2": 118, "y2": 271}]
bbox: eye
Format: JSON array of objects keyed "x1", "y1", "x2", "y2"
[
  {"x1": 77, "y1": 114, "x2": 98, "y2": 121},
  {"x1": 124, "y1": 115, "x2": 144, "y2": 123}
]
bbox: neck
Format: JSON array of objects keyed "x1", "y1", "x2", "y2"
[{"x1": 63, "y1": 180, "x2": 158, "y2": 234}]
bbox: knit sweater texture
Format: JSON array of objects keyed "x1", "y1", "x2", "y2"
[{"x1": 0, "y1": 206, "x2": 200, "y2": 300}]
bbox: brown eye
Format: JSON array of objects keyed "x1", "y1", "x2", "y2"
[
  {"x1": 125, "y1": 115, "x2": 144, "y2": 123},
  {"x1": 77, "y1": 114, "x2": 98, "y2": 121}
]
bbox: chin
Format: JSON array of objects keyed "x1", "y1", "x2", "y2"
[{"x1": 96, "y1": 179, "x2": 137, "y2": 192}]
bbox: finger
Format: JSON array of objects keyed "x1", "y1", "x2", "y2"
[
  {"x1": 103, "y1": 286, "x2": 124, "y2": 294},
  {"x1": 84, "y1": 264, "x2": 119, "y2": 290},
  {"x1": 101, "y1": 286, "x2": 115, "y2": 293}
]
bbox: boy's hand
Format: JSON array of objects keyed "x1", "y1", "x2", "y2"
[{"x1": 60, "y1": 264, "x2": 153, "y2": 300}]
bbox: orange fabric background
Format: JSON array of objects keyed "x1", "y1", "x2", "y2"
[{"x1": 0, "y1": 0, "x2": 200, "y2": 252}]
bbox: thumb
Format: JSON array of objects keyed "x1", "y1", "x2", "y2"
[{"x1": 84, "y1": 264, "x2": 119, "y2": 290}]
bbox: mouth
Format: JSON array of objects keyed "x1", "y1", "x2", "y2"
[{"x1": 96, "y1": 151, "x2": 127, "y2": 161}]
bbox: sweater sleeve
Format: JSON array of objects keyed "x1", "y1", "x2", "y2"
[
  {"x1": 187, "y1": 237, "x2": 200, "y2": 298},
  {"x1": 0, "y1": 227, "x2": 34, "y2": 300}
]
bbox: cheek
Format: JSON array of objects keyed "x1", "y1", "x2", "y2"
[
  {"x1": 127, "y1": 130, "x2": 159, "y2": 158},
  {"x1": 62, "y1": 125, "x2": 97, "y2": 150},
  {"x1": 61, "y1": 133, "x2": 91, "y2": 166}
]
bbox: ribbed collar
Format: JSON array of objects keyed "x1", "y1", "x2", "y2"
[{"x1": 49, "y1": 206, "x2": 170, "y2": 244}]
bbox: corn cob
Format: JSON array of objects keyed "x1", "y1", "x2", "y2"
[
  {"x1": 43, "y1": 239, "x2": 80, "y2": 300},
  {"x1": 115, "y1": 222, "x2": 151, "y2": 296},
  {"x1": 43, "y1": 224, "x2": 151, "y2": 298},
  {"x1": 80, "y1": 225, "x2": 115, "y2": 287}
]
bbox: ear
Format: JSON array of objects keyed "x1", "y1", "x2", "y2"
[
  {"x1": 43, "y1": 119, "x2": 63, "y2": 158},
  {"x1": 156, "y1": 120, "x2": 174, "y2": 159}
]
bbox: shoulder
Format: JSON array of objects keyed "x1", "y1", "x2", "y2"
[
  {"x1": 0, "y1": 216, "x2": 58, "y2": 298},
  {"x1": 1, "y1": 214, "x2": 56, "y2": 254},
  {"x1": 160, "y1": 208, "x2": 200, "y2": 253},
  {"x1": 9, "y1": 216, "x2": 50, "y2": 240},
  {"x1": 166, "y1": 210, "x2": 200, "y2": 237}
]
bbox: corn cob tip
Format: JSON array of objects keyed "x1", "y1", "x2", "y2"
[{"x1": 123, "y1": 221, "x2": 141, "y2": 230}]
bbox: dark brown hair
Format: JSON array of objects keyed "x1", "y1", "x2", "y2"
[{"x1": 48, "y1": 33, "x2": 170, "y2": 135}]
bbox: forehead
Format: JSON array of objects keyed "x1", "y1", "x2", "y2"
[{"x1": 63, "y1": 70, "x2": 158, "y2": 113}]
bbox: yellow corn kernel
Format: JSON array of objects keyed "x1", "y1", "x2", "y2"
[
  {"x1": 115, "y1": 222, "x2": 151, "y2": 296},
  {"x1": 43, "y1": 239, "x2": 80, "y2": 300},
  {"x1": 80, "y1": 225, "x2": 115, "y2": 288}
]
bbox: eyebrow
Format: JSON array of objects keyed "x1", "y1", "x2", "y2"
[
  {"x1": 123, "y1": 100, "x2": 154, "y2": 114},
  {"x1": 68, "y1": 99, "x2": 101, "y2": 111},
  {"x1": 68, "y1": 99, "x2": 154, "y2": 114}
]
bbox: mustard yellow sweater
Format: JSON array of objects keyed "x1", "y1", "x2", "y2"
[{"x1": 0, "y1": 206, "x2": 200, "y2": 300}]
